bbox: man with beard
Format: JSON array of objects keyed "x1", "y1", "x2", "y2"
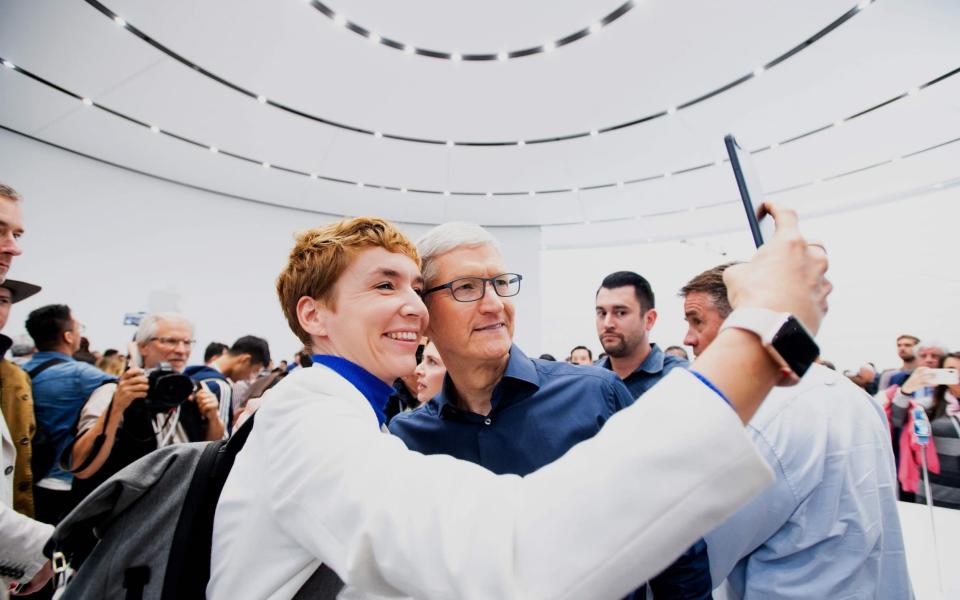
[
  {"x1": 595, "y1": 271, "x2": 688, "y2": 396},
  {"x1": 593, "y1": 271, "x2": 709, "y2": 596}
]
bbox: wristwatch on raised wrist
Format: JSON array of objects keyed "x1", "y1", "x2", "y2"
[{"x1": 719, "y1": 308, "x2": 820, "y2": 384}]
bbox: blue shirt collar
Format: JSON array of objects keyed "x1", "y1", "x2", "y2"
[
  {"x1": 311, "y1": 355, "x2": 394, "y2": 427},
  {"x1": 599, "y1": 343, "x2": 665, "y2": 376},
  {"x1": 433, "y1": 345, "x2": 540, "y2": 416}
]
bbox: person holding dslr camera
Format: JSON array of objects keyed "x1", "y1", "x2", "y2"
[{"x1": 68, "y1": 313, "x2": 223, "y2": 500}]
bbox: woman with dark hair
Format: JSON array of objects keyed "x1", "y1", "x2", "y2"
[{"x1": 889, "y1": 351, "x2": 960, "y2": 508}]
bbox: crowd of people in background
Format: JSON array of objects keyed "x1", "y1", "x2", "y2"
[{"x1": 0, "y1": 181, "x2": 927, "y2": 598}]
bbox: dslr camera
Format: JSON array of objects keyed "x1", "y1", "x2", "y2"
[{"x1": 142, "y1": 362, "x2": 195, "y2": 412}]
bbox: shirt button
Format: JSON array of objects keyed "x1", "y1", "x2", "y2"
[
  {"x1": 3, "y1": 466, "x2": 12, "y2": 476},
  {"x1": 483, "y1": 418, "x2": 492, "y2": 426}
]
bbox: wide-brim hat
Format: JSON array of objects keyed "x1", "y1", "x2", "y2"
[{"x1": 1, "y1": 278, "x2": 41, "y2": 303}]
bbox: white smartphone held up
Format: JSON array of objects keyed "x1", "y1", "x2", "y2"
[
  {"x1": 928, "y1": 368, "x2": 959, "y2": 385},
  {"x1": 724, "y1": 134, "x2": 776, "y2": 247}
]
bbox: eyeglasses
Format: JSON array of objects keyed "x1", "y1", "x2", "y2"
[
  {"x1": 421, "y1": 273, "x2": 522, "y2": 303},
  {"x1": 149, "y1": 337, "x2": 195, "y2": 348}
]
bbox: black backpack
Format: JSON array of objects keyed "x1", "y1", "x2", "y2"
[{"x1": 45, "y1": 416, "x2": 343, "y2": 599}]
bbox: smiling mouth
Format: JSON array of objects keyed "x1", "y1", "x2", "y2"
[
  {"x1": 385, "y1": 331, "x2": 419, "y2": 341},
  {"x1": 474, "y1": 323, "x2": 505, "y2": 332}
]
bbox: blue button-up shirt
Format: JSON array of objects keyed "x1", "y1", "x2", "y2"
[
  {"x1": 597, "y1": 343, "x2": 688, "y2": 399},
  {"x1": 390, "y1": 345, "x2": 633, "y2": 474},
  {"x1": 390, "y1": 345, "x2": 712, "y2": 599},
  {"x1": 704, "y1": 365, "x2": 912, "y2": 598},
  {"x1": 24, "y1": 351, "x2": 116, "y2": 483}
]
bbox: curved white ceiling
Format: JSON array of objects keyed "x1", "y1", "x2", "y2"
[{"x1": 1, "y1": 0, "x2": 958, "y2": 231}]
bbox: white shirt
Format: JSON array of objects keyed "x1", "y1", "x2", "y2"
[
  {"x1": 209, "y1": 364, "x2": 772, "y2": 600},
  {"x1": 1, "y1": 407, "x2": 54, "y2": 589},
  {"x1": 706, "y1": 365, "x2": 912, "y2": 598}
]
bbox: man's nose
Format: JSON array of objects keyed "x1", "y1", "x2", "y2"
[
  {"x1": 477, "y1": 282, "x2": 505, "y2": 311},
  {"x1": 0, "y1": 234, "x2": 21, "y2": 256}
]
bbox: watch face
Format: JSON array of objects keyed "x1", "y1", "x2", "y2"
[{"x1": 771, "y1": 317, "x2": 820, "y2": 377}]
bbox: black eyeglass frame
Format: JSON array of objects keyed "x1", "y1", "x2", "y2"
[{"x1": 421, "y1": 273, "x2": 523, "y2": 303}]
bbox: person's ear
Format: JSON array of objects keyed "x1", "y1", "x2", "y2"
[
  {"x1": 644, "y1": 308, "x2": 658, "y2": 331},
  {"x1": 297, "y1": 296, "x2": 330, "y2": 338}
]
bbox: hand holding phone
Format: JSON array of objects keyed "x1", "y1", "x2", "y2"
[
  {"x1": 928, "y1": 368, "x2": 959, "y2": 385},
  {"x1": 724, "y1": 134, "x2": 776, "y2": 247}
]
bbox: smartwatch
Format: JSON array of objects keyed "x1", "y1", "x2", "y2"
[{"x1": 719, "y1": 308, "x2": 820, "y2": 384}]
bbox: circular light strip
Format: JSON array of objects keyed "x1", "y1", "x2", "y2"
[
  {"x1": 3, "y1": 56, "x2": 957, "y2": 198},
  {"x1": 4, "y1": 119, "x2": 956, "y2": 232},
  {"x1": 84, "y1": 0, "x2": 872, "y2": 146},
  {"x1": 305, "y1": 0, "x2": 635, "y2": 61}
]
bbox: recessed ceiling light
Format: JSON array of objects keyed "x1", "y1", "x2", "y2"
[
  {"x1": 257, "y1": 95, "x2": 267, "y2": 104},
  {"x1": 667, "y1": 106, "x2": 677, "y2": 115},
  {"x1": 589, "y1": 22, "x2": 602, "y2": 33},
  {"x1": 357, "y1": 181, "x2": 364, "y2": 188},
  {"x1": 451, "y1": 53, "x2": 462, "y2": 62},
  {"x1": 543, "y1": 41, "x2": 555, "y2": 53},
  {"x1": 497, "y1": 51, "x2": 508, "y2": 61},
  {"x1": 443, "y1": 190, "x2": 450, "y2": 196},
  {"x1": 403, "y1": 45, "x2": 414, "y2": 55},
  {"x1": 114, "y1": 16, "x2": 126, "y2": 27},
  {"x1": 528, "y1": 190, "x2": 535, "y2": 196},
  {"x1": 753, "y1": 66, "x2": 765, "y2": 77},
  {"x1": 369, "y1": 32, "x2": 381, "y2": 44},
  {"x1": 907, "y1": 87, "x2": 920, "y2": 96},
  {"x1": 517, "y1": 140, "x2": 526, "y2": 147},
  {"x1": 81, "y1": 97, "x2": 93, "y2": 106},
  {"x1": 589, "y1": 129, "x2": 598, "y2": 137},
  {"x1": 664, "y1": 171, "x2": 672, "y2": 178},
  {"x1": 333, "y1": 14, "x2": 346, "y2": 26},
  {"x1": 770, "y1": 142, "x2": 780, "y2": 150},
  {"x1": 857, "y1": 0, "x2": 871, "y2": 9},
  {"x1": 400, "y1": 187, "x2": 407, "y2": 193},
  {"x1": 715, "y1": 159, "x2": 724, "y2": 166},
  {"x1": 149, "y1": 125, "x2": 160, "y2": 134},
  {"x1": 486, "y1": 192, "x2": 493, "y2": 198},
  {"x1": 209, "y1": 146, "x2": 219, "y2": 153},
  {"x1": 374, "y1": 131, "x2": 383, "y2": 138},
  {"x1": 262, "y1": 162, "x2": 271, "y2": 169},
  {"x1": 446, "y1": 140, "x2": 454, "y2": 147},
  {"x1": 616, "y1": 181, "x2": 624, "y2": 188},
  {"x1": 310, "y1": 173, "x2": 318, "y2": 180},
  {"x1": 833, "y1": 119, "x2": 844, "y2": 127},
  {"x1": 1, "y1": 60, "x2": 15, "y2": 69}
]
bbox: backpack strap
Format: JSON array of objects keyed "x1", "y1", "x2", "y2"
[
  {"x1": 291, "y1": 563, "x2": 344, "y2": 599},
  {"x1": 27, "y1": 357, "x2": 68, "y2": 379},
  {"x1": 161, "y1": 414, "x2": 256, "y2": 600}
]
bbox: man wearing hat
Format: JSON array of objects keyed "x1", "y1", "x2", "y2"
[{"x1": 0, "y1": 278, "x2": 42, "y2": 518}]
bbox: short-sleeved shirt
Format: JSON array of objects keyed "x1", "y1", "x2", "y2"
[
  {"x1": 23, "y1": 351, "x2": 115, "y2": 484},
  {"x1": 596, "y1": 343, "x2": 688, "y2": 400}
]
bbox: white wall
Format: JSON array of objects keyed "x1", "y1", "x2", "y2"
[
  {"x1": 539, "y1": 186, "x2": 960, "y2": 370},
  {"x1": 0, "y1": 130, "x2": 542, "y2": 364}
]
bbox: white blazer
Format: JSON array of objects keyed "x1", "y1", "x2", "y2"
[
  {"x1": 1, "y1": 409, "x2": 53, "y2": 590},
  {"x1": 209, "y1": 365, "x2": 772, "y2": 600}
]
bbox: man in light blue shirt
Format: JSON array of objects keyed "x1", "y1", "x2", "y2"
[{"x1": 681, "y1": 264, "x2": 912, "y2": 599}]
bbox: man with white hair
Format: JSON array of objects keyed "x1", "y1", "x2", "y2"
[
  {"x1": 389, "y1": 223, "x2": 712, "y2": 598},
  {"x1": 68, "y1": 313, "x2": 223, "y2": 499}
]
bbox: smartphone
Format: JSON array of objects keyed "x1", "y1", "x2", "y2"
[
  {"x1": 929, "y1": 368, "x2": 959, "y2": 385},
  {"x1": 724, "y1": 134, "x2": 776, "y2": 247}
]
